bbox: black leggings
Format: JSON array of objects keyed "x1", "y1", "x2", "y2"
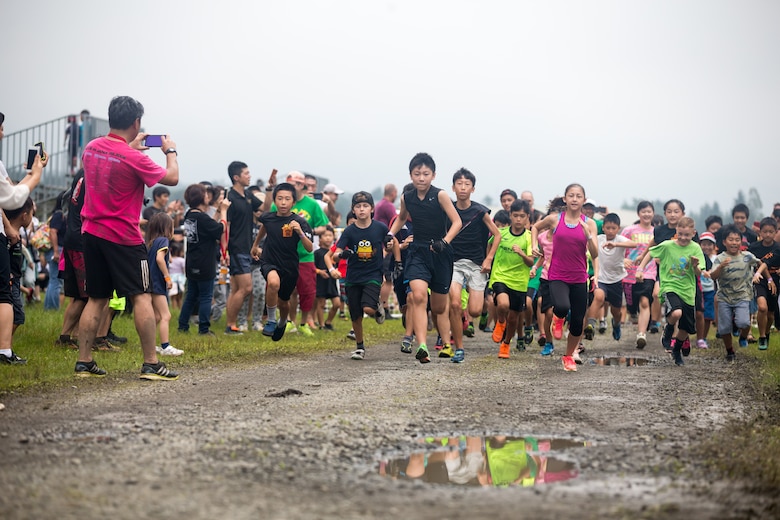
[{"x1": 549, "y1": 280, "x2": 588, "y2": 337}]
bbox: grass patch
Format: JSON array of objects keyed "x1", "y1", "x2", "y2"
[
  {"x1": 695, "y1": 329, "x2": 780, "y2": 492},
  {"x1": 0, "y1": 303, "x2": 405, "y2": 394}
]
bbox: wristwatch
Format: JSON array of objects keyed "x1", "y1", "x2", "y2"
[{"x1": 165, "y1": 148, "x2": 177, "y2": 155}]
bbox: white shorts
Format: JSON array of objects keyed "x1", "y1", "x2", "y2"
[{"x1": 451, "y1": 258, "x2": 488, "y2": 292}]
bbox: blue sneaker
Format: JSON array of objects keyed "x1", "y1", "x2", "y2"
[
  {"x1": 738, "y1": 337, "x2": 748, "y2": 348},
  {"x1": 541, "y1": 343, "x2": 554, "y2": 356},
  {"x1": 612, "y1": 319, "x2": 622, "y2": 341},
  {"x1": 452, "y1": 349, "x2": 465, "y2": 363},
  {"x1": 262, "y1": 321, "x2": 276, "y2": 337}
]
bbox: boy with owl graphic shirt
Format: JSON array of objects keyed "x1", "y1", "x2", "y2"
[{"x1": 325, "y1": 192, "x2": 389, "y2": 360}]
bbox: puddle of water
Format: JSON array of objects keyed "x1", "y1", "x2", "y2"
[
  {"x1": 379, "y1": 436, "x2": 589, "y2": 487},
  {"x1": 590, "y1": 356, "x2": 651, "y2": 366}
]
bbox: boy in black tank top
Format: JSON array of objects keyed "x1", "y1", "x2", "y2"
[{"x1": 386, "y1": 153, "x2": 462, "y2": 363}]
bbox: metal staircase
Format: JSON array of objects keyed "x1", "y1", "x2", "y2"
[{"x1": 0, "y1": 115, "x2": 109, "y2": 216}]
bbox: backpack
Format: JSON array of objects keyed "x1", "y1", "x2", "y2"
[{"x1": 30, "y1": 220, "x2": 52, "y2": 252}]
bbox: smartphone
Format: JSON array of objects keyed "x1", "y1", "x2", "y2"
[
  {"x1": 143, "y1": 134, "x2": 164, "y2": 147},
  {"x1": 313, "y1": 193, "x2": 323, "y2": 201},
  {"x1": 223, "y1": 188, "x2": 229, "y2": 200},
  {"x1": 25, "y1": 148, "x2": 38, "y2": 170}
]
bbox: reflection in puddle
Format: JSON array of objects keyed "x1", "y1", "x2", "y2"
[
  {"x1": 379, "y1": 436, "x2": 590, "y2": 487},
  {"x1": 591, "y1": 356, "x2": 651, "y2": 366}
]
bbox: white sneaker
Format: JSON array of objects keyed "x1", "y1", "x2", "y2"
[
  {"x1": 572, "y1": 351, "x2": 583, "y2": 365},
  {"x1": 157, "y1": 345, "x2": 184, "y2": 356},
  {"x1": 238, "y1": 324, "x2": 249, "y2": 332},
  {"x1": 252, "y1": 321, "x2": 263, "y2": 331}
]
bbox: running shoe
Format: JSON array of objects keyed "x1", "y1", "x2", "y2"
[
  {"x1": 572, "y1": 350, "x2": 583, "y2": 365},
  {"x1": 224, "y1": 325, "x2": 244, "y2": 336},
  {"x1": 415, "y1": 345, "x2": 431, "y2": 364},
  {"x1": 552, "y1": 316, "x2": 564, "y2": 340},
  {"x1": 198, "y1": 330, "x2": 216, "y2": 337},
  {"x1": 156, "y1": 345, "x2": 184, "y2": 356},
  {"x1": 93, "y1": 338, "x2": 122, "y2": 352},
  {"x1": 726, "y1": 352, "x2": 736, "y2": 362},
  {"x1": 321, "y1": 323, "x2": 335, "y2": 331},
  {"x1": 299, "y1": 323, "x2": 314, "y2": 337},
  {"x1": 492, "y1": 321, "x2": 506, "y2": 344},
  {"x1": 107, "y1": 331, "x2": 128, "y2": 344},
  {"x1": 285, "y1": 322, "x2": 298, "y2": 334},
  {"x1": 347, "y1": 329, "x2": 356, "y2": 340},
  {"x1": 516, "y1": 337, "x2": 526, "y2": 352},
  {"x1": 74, "y1": 360, "x2": 106, "y2": 377},
  {"x1": 758, "y1": 337, "x2": 768, "y2": 351},
  {"x1": 238, "y1": 324, "x2": 248, "y2": 332},
  {"x1": 636, "y1": 332, "x2": 647, "y2": 349},
  {"x1": 439, "y1": 344, "x2": 454, "y2": 358},
  {"x1": 452, "y1": 349, "x2": 465, "y2": 363},
  {"x1": 1, "y1": 352, "x2": 27, "y2": 365},
  {"x1": 541, "y1": 343, "x2": 554, "y2": 356},
  {"x1": 272, "y1": 320, "x2": 288, "y2": 342},
  {"x1": 374, "y1": 306, "x2": 385, "y2": 325},
  {"x1": 650, "y1": 321, "x2": 660, "y2": 334},
  {"x1": 562, "y1": 355, "x2": 577, "y2": 372},
  {"x1": 681, "y1": 338, "x2": 691, "y2": 357},
  {"x1": 435, "y1": 335, "x2": 443, "y2": 350},
  {"x1": 478, "y1": 313, "x2": 488, "y2": 331},
  {"x1": 661, "y1": 324, "x2": 674, "y2": 350},
  {"x1": 140, "y1": 362, "x2": 179, "y2": 381},
  {"x1": 262, "y1": 321, "x2": 277, "y2": 337},
  {"x1": 252, "y1": 321, "x2": 264, "y2": 331},
  {"x1": 696, "y1": 339, "x2": 709, "y2": 349},
  {"x1": 350, "y1": 348, "x2": 365, "y2": 360},
  {"x1": 401, "y1": 335, "x2": 414, "y2": 353},
  {"x1": 612, "y1": 318, "x2": 622, "y2": 341},
  {"x1": 523, "y1": 326, "x2": 534, "y2": 345},
  {"x1": 498, "y1": 342, "x2": 510, "y2": 359},
  {"x1": 584, "y1": 324, "x2": 594, "y2": 341},
  {"x1": 598, "y1": 319, "x2": 607, "y2": 334},
  {"x1": 54, "y1": 337, "x2": 79, "y2": 350},
  {"x1": 672, "y1": 344, "x2": 684, "y2": 366},
  {"x1": 464, "y1": 324, "x2": 475, "y2": 337},
  {"x1": 738, "y1": 337, "x2": 749, "y2": 348}
]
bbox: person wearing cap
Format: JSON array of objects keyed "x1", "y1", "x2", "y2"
[
  {"x1": 322, "y1": 183, "x2": 343, "y2": 226},
  {"x1": 697, "y1": 231, "x2": 718, "y2": 349},
  {"x1": 499, "y1": 189, "x2": 517, "y2": 213},
  {"x1": 582, "y1": 199, "x2": 605, "y2": 234},
  {"x1": 325, "y1": 191, "x2": 389, "y2": 360}
]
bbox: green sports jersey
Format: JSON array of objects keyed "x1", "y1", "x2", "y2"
[
  {"x1": 649, "y1": 240, "x2": 705, "y2": 306},
  {"x1": 489, "y1": 227, "x2": 532, "y2": 292},
  {"x1": 272, "y1": 196, "x2": 329, "y2": 262}
]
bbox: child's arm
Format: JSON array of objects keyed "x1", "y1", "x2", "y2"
[
  {"x1": 386, "y1": 198, "x2": 408, "y2": 243},
  {"x1": 481, "y1": 212, "x2": 501, "y2": 273},
  {"x1": 290, "y1": 219, "x2": 313, "y2": 253},
  {"x1": 156, "y1": 248, "x2": 172, "y2": 290},
  {"x1": 324, "y1": 249, "x2": 342, "y2": 279},
  {"x1": 709, "y1": 255, "x2": 730, "y2": 280},
  {"x1": 752, "y1": 261, "x2": 769, "y2": 285},
  {"x1": 531, "y1": 214, "x2": 555, "y2": 256},
  {"x1": 635, "y1": 238, "x2": 656, "y2": 266},
  {"x1": 635, "y1": 247, "x2": 654, "y2": 281},
  {"x1": 582, "y1": 219, "x2": 599, "y2": 260},
  {"x1": 438, "y1": 191, "x2": 462, "y2": 245},
  {"x1": 250, "y1": 225, "x2": 266, "y2": 260}
]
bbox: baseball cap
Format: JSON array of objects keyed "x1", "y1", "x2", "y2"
[
  {"x1": 500, "y1": 189, "x2": 517, "y2": 199},
  {"x1": 584, "y1": 199, "x2": 597, "y2": 207},
  {"x1": 323, "y1": 183, "x2": 344, "y2": 194},
  {"x1": 700, "y1": 232, "x2": 716, "y2": 243},
  {"x1": 351, "y1": 191, "x2": 374, "y2": 207}
]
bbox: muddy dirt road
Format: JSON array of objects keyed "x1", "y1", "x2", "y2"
[{"x1": 0, "y1": 325, "x2": 776, "y2": 519}]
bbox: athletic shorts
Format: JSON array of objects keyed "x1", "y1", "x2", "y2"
[
  {"x1": 717, "y1": 300, "x2": 750, "y2": 335},
  {"x1": 598, "y1": 281, "x2": 624, "y2": 308},
  {"x1": 382, "y1": 253, "x2": 393, "y2": 282},
  {"x1": 694, "y1": 282, "x2": 704, "y2": 313},
  {"x1": 296, "y1": 262, "x2": 316, "y2": 312},
  {"x1": 260, "y1": 261, "x2": 298, "y2": 302},
  {"x1": 539, "y1": 278, "x2": 553, "y2": 312},
  {"x1": 452, "y1": 258, "x2": 489, "y2": 292},
  {"x1": 62, "y1": 249, "x2": 88, "y2": 301},
  {"x1": 229, "y1": 253, "x2": 253, "y2": 276},
  {"x1": 624, "y1": 279, "x2": 655, "y2": 314},
  {"x1": 662, "y1": 292, "x2": 696, "y2": 335},
  {"x1": 83, "y1": 232, "x2": 151, "y2": 299},
  {"x1": 0, "y1": 235, "x2": 13, "y2": 305},
  {"x1": 491, "y1": 282, "x2": 526, "y2": 312},
  {"x1": 702, "y1": 290, "x2": 715, "y2": 321},
  {"x1": 346, "y1": 283, "x2": 381, "y2": 321},
  {"x1": 404, "y1": 242, "x2": 453, "y2": 295},
  {"x1": 755, "y1": 284, "x2": 779, "y2": 315}
]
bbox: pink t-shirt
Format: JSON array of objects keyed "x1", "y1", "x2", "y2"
[
  {"x1": 547, "y1": 213, "x2": 589, "y2": 284},
  {"x1": 81, "y1": 137, "x2": 167, "y2": 246},
  {"x1": 621, "y1": 223, "x2": 657, "y2": 283},
  {"x1": 538, "y1": 228, "x2": 554, "y2": 279}
]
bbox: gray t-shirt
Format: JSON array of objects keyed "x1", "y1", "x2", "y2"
[{"x1": 713, "y1": 251, "x2": 760, "y2": 304}]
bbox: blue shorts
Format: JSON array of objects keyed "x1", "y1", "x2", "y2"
[
  {"x1": 702, "y1": 290, "x2": 715, "y2": 321},
  {"x1": 229, "y1": 253, "x2": 253, "y2": 276}
]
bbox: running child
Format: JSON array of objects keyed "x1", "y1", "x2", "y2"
[
  {"x1": 168, "y1": 241, "x2": 185, "y2": 310},
  {"x1": 314, "y1": 225, "x2": 342, "y2": 331},
  {"x1": 251, "y1": 182, "x2": 314, "y2": 341},
  {"x1": 326, "y1": 192, "x2": 388, "y2": 360},
  {"x1": 697, "y1": 232, "x2": 718, "y2": 349},
  {"x1": 747, "y1": 217, "x2": 780, "y2": 350},
  {"x1": 147, "y1": 212, "x2": 183, "y2": 356}
]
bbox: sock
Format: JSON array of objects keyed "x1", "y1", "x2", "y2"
[
  {"x1": 588, "y1": 318, "x2": 597, "y2": 327},
  {"x1": 162, "y1": 342, "x2": 170, "y2": 350},
  {"x1": 0, "y1": 349, "x2": 12, "y2": 357},
  {"x1": 267, "y1": 306, "x2": 278, "y2": 323},
  {"x1": 356, "y1": 342, "x2": 365, "y2": 350},
  {"x1": 59, "y1": 334, "x2": 70, "y2": 342}
]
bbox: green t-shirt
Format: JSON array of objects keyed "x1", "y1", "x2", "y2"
[
  {"x1": 649, "y1": 240, "x2": 705, "y2": 306},
  {"x1": 489, "y1": 227, "x2": 532, "y2": 292},
  {"x1": 271, "y1": 196, "x2": 329, "y2": 262},
  {"x1": 485, "y1": 439, "x2": 536, "y2": 487}
]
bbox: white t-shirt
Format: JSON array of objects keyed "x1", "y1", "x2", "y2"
[
  {"x1": 0, "y1": 160, "x2": 32, "y2": 235},
  {"x1": 598, "y1": 234, "x2": 630, "y2": 284}
]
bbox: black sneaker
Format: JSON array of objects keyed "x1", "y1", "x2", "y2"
[
  {"x1": 672, "y1": 344, "x2": 684, "y2": 366},
  {"x1": 107, "y1": 331, "x2": 128, "y2": 344},
  {"x1": 74, "y1": 360, "x2": 106, "y2": 377},
  {"x1": 140, "y1": 362, "x2": 179, "y2": 381},
  {"x1": 662, "y1": 324, "x2": 675, "y2": 351},
  {"x1": 726, "y1": 352, "x2": 736, "y2": 362},
  {"x1": 1, "y1": 352, "x2": 27, "y2": 365},
  {"x1": 272, "y1": 320, "x2": 287, "y2": 342},
  {"x1": 198, "y1": 330, "x2": 216, "y2": 337}
]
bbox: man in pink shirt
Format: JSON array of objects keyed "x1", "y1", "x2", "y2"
[{"x1": 76, "y1": 96, "x2": 180, "y2": 380}]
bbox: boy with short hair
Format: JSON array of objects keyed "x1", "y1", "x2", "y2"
[
  {"x1": 250, "y1": 183, "x2": 313, "y2": 341},
  {"x1": 706, "y1": 225, "x2": 765, "y2": 361},
  {"x1": 386, "y1": 153, "x2": 462, "y2": 364},
  {"x1": 697, "y1": 232, "x2": 718, "y2": 349},
  {"x1": 2, "y1": 198, "x2": 35, "y2": 364},
  {"x1": 446, "y1": 168, "x2": 500, "y2": 363},
  {"x1": 314, "y1": 225, "x2": 341, "y2": 331},
  {"x1": 586, "y1": 213, "x2": 637, "y2": 342},
  {"x1": 747, "y1": 217, "x2": 780, "y2": 350},
  {"x1": 325, "y1": 192, "x2": 388, "y2": 360},
  {"x1": 489, "y1": 199, "x2": 534, "y2": 359},
  {"x1": 637, "y1": 217, "x2": 705, "y2": 366}
]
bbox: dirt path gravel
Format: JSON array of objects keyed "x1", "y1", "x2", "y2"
[{"x1": 0, "y1": 325, "x2": 777, "y2": 519}]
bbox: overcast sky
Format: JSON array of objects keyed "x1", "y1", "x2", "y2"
[{"x1": 2, "y1": 0, "x2": 778, "y2": 215}]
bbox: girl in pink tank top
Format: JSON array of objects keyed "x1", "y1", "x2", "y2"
[{"x1": 531, "y1": 184, "x2": 599, "y2": 372}]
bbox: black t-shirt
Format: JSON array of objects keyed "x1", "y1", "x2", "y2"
[
  {"x1": 227, "y1": 188, "x2": 263, "y2": 256},
  {"x1": 63, "y1": 173, "x2": 85, "y2": 251},
  {"x1": 314, "y1": 247, "x2": 338, "y2": 295},
  {"x1": 142, "y1": 205, "x2": 164, "y2": 222},
  {"x1": 258, "y1": 212, "x2": 312, "y2": 272},
  {"x1": 9, "y1": 241, "x2": 22, "y2": 279},
  {"x1": 337, "y1": 220, "x2": 389, "y2": 285},
  {"x1": 403, "y1": 186, "x2": 448, "y2": 244},
  {"x1": 450, "y1": 201, "x2": 491, "y2": 264},
  {"x1": 748, "y1": 241, "x2": 780, "y2": 285},
  {"x1": 653, "y1": 224, "x2": 699, "y2": 244},
  {"x1": 715, "y1": 226, "x2": 758, "y2": 253},
  {"x1": 49, "y1": 209, "x2": 66, "y2": 248},
  {"x1": 182, "y1": 209, "x2": 224, "y2": 281}
]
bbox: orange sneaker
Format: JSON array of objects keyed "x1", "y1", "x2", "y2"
[
  {"x1": 492, "y1": 320, "x2": 507, "y2": 343},
  {"x1": 562, "y1": 355, "x2": 577, "y2": 371},
  {"x1": 498, "y1": 342, "x2": 510, "y2": 359},
  {"x1": 552, "y1": 316, "x2": 565, "y2": 340}
]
